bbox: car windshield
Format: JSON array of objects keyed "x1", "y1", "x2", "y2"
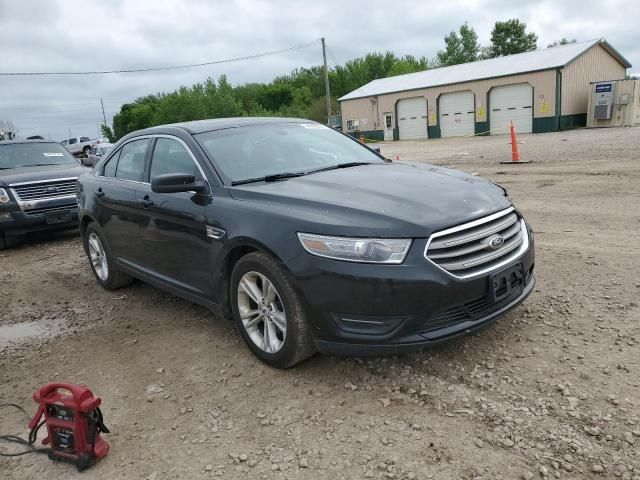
[
  {"x1": 0, "y1": 142, "x2": 78, "y2": 169},
  {"x1": 195, "y1": 122, "x2": 384, "y2": 184}
]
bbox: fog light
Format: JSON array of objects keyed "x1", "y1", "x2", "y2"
[
  {"x1": 0, "y1": 211, "x2": 12, "y2": 221},
  {"x1": 333, "y1": 314, "x2": 407, "y2": 336}
]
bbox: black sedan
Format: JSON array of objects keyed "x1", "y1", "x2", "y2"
[{"x1": 76, "y1": 118, "x2": 535, "y2": 368}]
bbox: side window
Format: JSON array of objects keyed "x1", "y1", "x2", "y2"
[
  {"x1": 102, "y1": 149, "x2": 120, "y2": 177},
  {"x1": 61, "y1": 140, "x2": 68, "y2": 146},
  {"x1": 149, "y1": 138, "x2": 199, "y2": 181},
  {"x1": 68, "y1": 138, "x2": 77, "y2": 145},
  {"x1": 80, "y1": 136, "x2": 90, "y2": 142},
  {"x1": 115, "y1": 139, "x2": 149, "y2": 182}
]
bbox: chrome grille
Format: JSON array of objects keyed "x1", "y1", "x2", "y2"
[
  {"x1": 23, "y1": 205, "x2": 76, "y2": 217},
  {"x1": 425, "y1": 207, "x2": 528, "y2": 278},
  {"x1": 11, "y1": 179, "x2": 77, "y2": 201}
]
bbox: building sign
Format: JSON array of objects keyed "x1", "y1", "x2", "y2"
[
  {"x1": 540, "y1": 101, "x2": 549, "y2": 113},
  {"x1": 429, "y1": 113, "x2": 437, "y2": 124},
  {"x1": 595, "y1": 83, "x2": 612, "y2": 93},
  {"x1": 477, "y1": 106, "x2": 486, "y2": 119}
]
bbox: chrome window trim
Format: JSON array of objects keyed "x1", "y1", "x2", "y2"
[
  {"x1": 423, "y1": 207, "x2": 530, "y2": 280},
  {"x1": 8, "y1": 177, "x2": 78, "y2": 187},
  {"x1": 94, "y1": 134, "x2": 210, "y2": 191}
]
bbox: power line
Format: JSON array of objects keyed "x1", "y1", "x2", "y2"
[{"x1": 0, "y1": 40, "x2": 321, "y2": 76}]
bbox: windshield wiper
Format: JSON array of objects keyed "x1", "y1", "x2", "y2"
[
  {"x1": 231, "y1": 171, "x2": 306, "y2": 186},
  {"x1": 306, "y1": 162, "x2": 372, "y2": 174}
]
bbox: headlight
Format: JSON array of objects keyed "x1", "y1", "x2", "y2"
[
  {"x1": 297, "y1": 233, "x2": 411, "y2": 264},
  {"x1": 0, "y1": 188, "x2": 10, "y2": 204}
]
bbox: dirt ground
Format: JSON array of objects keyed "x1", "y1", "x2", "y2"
[{"x1": 1, "y1": 127, "x2": 639, "y2": 480}]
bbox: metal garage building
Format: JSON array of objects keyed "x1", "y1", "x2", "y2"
[{"x1": 338, "y1": 39, "x2": 631, "y2": 140}]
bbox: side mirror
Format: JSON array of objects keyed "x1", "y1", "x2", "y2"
[{"x1": 151, "y1": 173, "x2": 208, "y2": 194}]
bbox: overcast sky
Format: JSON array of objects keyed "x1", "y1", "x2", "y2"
[{"x1": 1, "y1": 0, "x2": 638, "y2": 141}]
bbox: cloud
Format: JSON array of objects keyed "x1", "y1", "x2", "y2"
[{"x1": 0, "y1": 0, "x2": 637, "y2": 140}]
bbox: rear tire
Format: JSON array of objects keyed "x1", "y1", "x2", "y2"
[
  {"x1": 230, "y1": 252, "x2": 315, "y2": 368},
  {"x1": 83, "y1": 146, "x2": 91, "y2": 156},
  {"x1": 83, "y1": 223, "x2": 133, "y2": 289}
]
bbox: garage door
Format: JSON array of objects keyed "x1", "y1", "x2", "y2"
[
  {"x1": 439, "y1": 91, "x2": 475, "y2": 137},
  {"x1": 490, "y1": 84, "x2": 532, "y2": 134},
  {"x1": 397, "y1": 97, "x2": 428, "y2": 140}
]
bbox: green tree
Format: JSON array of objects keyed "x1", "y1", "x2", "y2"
[
  {"x1": 547, "y1": 38, "x2": 577, "y2": 48},
  {"x1": 486, "y1": 19, "x2": 538, "y2": 58},
  {"x1": 109, "y1": 50, "x2": 438, "y2": 140},
  {"x1": 436, "y1": 23, "x2": 481, "y2": 66},
  {"x1": 99, "y1": 124, "x2": 116, "y2": 143},
  {"x1": 388, "y1": 55, "x2": 431, "y2": 76}
]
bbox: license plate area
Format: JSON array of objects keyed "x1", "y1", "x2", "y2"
[
  {"x1": 490, "y1": 262, "x2": 524, "y2": 303},
  {"x1": 46, "y1": 210, "x2": 72, "y2": 224}
]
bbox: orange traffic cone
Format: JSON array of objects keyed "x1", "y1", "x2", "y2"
[{"x1": 500, "y1": 121, "x2": 531, "y2": 164}]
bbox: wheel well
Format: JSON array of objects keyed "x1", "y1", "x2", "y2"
[
  {"x1": 219, "y1": 245, "x2": 258, "y2": 319},
  {"x1": 80, "y1": 216, "x2": 93, "y2": 234}
]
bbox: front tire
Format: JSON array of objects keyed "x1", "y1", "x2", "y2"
[
  {"x1": 83, "y1": 223, "x2": 133, "y2": 290},
  {"x1": 230, "y1": 252, "x2": 315, "y2": 368}
]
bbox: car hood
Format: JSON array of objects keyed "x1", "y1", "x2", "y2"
[
  {"x1": 228, "y1": 162, "x2": 512, "y2": 237},
  {"x1": 0, "y1": 163, "x2": 89, "y2": 187}
]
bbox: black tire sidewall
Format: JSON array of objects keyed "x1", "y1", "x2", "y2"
[{"x1": 230, "y1": 254, "x2": 305, "y2": 368}]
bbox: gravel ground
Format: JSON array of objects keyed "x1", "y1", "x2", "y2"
[{"x1": 1, "y1": 127, "x2": 639, "y2": 480}]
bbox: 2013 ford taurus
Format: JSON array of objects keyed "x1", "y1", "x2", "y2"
[{"x1": 77, "y1": 118, "x2": 535, "y2": 368}]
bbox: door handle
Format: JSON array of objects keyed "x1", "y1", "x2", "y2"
[
  {"x1": 94, "y1": 189, "x2": 105, "y2": 198},
  {"x1": 138, "y1": 198, "x2": 154, "y2": 207}
]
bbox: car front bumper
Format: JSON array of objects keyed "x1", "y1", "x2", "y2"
[
  {"x1": 0, "y1": 204, "x2": 79, "y2": 236},
  {"x1": 286, "y1": 234, "x2": 535, "y2": 356}
]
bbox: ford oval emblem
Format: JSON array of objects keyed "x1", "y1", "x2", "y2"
[
  {"x1": 488, "y1": 234, "x2": 504, "y2": 249},
  {"x1": 46, "y1": 186, "x2": 59, "y2": 193}
]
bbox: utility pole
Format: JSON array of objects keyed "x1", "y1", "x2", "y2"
[
  {"x1": 321, "y1": 37, "x2": 331, "y2": 126},
  {"x1": 100, "y1": 97, "x2": 107, "y2": 126}
]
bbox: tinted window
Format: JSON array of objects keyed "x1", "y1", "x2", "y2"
[
  {"x1": 80, "y1": 136, "x2": 90, "y2": 142},
  {"x1": 195, "y1": 122, "x2": 383, "y2": 183},
  {"x1": 68, "y1": 138, "x2": 77, "y2": 145},
  {"x1": 149, "y1": 138, "x2": 198, "y2": 181},
  {"x1": 115, "y1": 139, "x2": 149, "y2": 182}
]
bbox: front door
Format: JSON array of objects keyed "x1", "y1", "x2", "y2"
[
  {"x1": 135, "y1": 136, "x2": 213, "y2": 296},
  {"x1": 383, "y1": 113, "x2": 394, "y2": 141}
]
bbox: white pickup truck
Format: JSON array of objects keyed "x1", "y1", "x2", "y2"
[{"x1": 61, "y1": 136, "x2": 97, "y2": 158}]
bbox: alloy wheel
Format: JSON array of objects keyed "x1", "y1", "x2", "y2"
[
  {"x1": 88, "y1": 232, "x2": 109, "y2": 281},
  {"x1": 237, "y1": 271, "x2": 287, "y2": 353}
]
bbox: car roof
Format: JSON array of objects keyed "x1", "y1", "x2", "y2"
[
  {"x1": 134, "y1": 117, "x2": 315, "y2": 136},
  {"x1": 0, "y1": 139, "x2": 59, "y2": 145}
]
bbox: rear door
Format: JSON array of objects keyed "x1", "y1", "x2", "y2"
[
  {"x1": 94, "y1": 138, "x2": 151, "y2": 266},
  {"x1": 135, "y1": 136, "x2": 213, "y2": 296}
]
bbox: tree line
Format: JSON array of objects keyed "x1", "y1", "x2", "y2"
[{"x1": 104, "y1": 19, "x2": 571, "y2": 141}]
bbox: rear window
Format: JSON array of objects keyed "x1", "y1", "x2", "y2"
[{"x1": 0, "y1": 143, "x2": 78, "y2": 169}]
